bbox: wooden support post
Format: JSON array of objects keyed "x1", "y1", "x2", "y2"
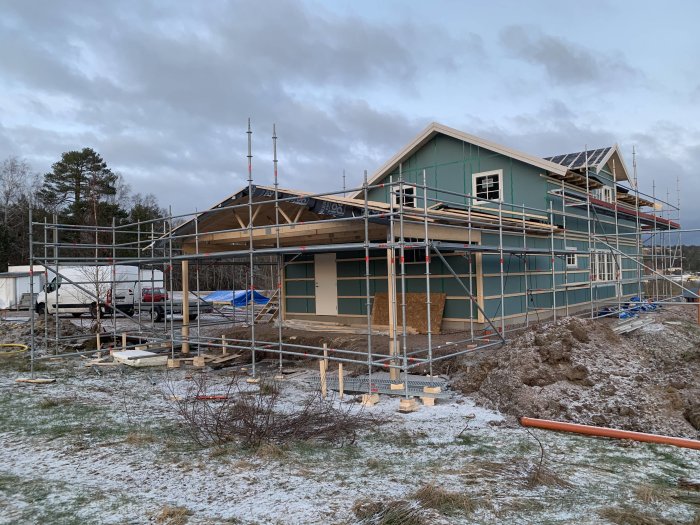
[
  {"x1": 361, "y1": 393, "x2": 379, "y2": 406},
  {"x1": 323, "y1": 343, "x2": 328, "y2": 369},
  {"x1": 222, "y1": 335, "x2": 227, "y2": 355},
  {"x1": 338, "y1": 363, "x2": 344, "y2": 400},
  {"x1": 399, "y1": 398, "x2": 419, "y2": 413},
  {"x1": 96, "y1": 332, "x2": 101, "y2": 352},
  {"x1": 421, "y1": 386, "x2": 441, "y2": 407},
  {"x1": 121, "y1": 332, "x2": 127, "y2": 351},
  {"x1": 386, "y1": 247, "x2": 399, "y2": 381},
  {"x1": 181, "y1": 260, "x2": 190, "y2": 355},
  {"x1": 319, "y1": 359, "x2": 327, "y2": 399}
]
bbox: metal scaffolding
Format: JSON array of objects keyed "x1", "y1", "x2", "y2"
[{"x1": 23, "y1": 123, "x2": 694, "y2": 397}]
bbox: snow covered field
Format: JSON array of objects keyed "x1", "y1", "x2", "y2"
[{"x1": 0, "y1": 359, "x2": 698, "y2": 524}]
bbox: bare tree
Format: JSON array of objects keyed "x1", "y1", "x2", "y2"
[
  {"x1": 0, "y1": 156, "x2": 30, "y2": 226},
  {"x1": 76, "y1": 265, "x2": 113, "y2": 333}
]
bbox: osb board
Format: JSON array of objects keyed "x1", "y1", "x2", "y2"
[{"x1": 371, "y1": 292, "x2": 446, "y2": 334}]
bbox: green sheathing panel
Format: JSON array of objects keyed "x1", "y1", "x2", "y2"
[
  {"x1": 367, "y1": 134, "x2": 549, "y2": 211},
  {"x1": 284, "y1": 254, "x2": 315, "y2": 314},
  {"x1": 336, "y1": 249, "x2": 479, "y2": 319}
]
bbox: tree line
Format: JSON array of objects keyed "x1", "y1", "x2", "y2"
[
  {"x1": 0, "y1": 148, "x2": 276, "y2": 292},
  {"x1": 0, "y1": 148, "x2": 165, "y2": 272}
]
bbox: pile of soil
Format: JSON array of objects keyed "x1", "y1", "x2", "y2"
[
  {"x1": 453, "y1": 308, "x2": 700, "y2": 438},
  {"x1": 0, "y1": 317, "x2": 87, "y2": 353}
]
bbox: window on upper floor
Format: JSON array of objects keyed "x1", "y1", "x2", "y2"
[
  {"x1": 393, "y1": 184, "x2": 416, "y2": 208},
  {"x1": 472, "y1": 169, "x2": 503, "y2": 203},
  {"x1": 565, "y1": 248, "x2": 578, "y2": 269},
  {"x1": 594, "y1": 185, "x2": 615, "y2": 203}
]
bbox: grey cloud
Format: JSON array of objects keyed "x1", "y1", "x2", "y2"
[
  {"x1": 499, "y1": 25, "x2": 641, "y2": 87},
  {"x1": 0, "y1": 0, "x2": 468, "y2": 212}
]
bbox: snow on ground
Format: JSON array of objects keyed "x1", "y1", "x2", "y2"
[{"x1": 1, "y1": 358, "x2": 699, "y2": 525}]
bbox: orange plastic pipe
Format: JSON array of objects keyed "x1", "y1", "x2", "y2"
[{"x1": 520, "y1": 417, "x2": 700, "y2": 451}]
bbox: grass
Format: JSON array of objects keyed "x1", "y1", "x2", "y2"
[
  {"x1": 352, "y1": 499, "x2": 428, "y2": 525},
  {"x1": 413, "y1": 484, "x2": 475, "y2": 515},
  {"x1": 0, "y1": 471, "x2": 110, "y2": 525},
  {"x1": 635, "y1": 484, "x2": 671, "y2": 504},
  {"x1": 599, "y1": 506, "x2": 677, "y2": 525},
  {"x1": 155, "y1": 505, "x2": 193, "y2": 525},
  {"x1": 526, "y1": 463, "x2": 572, "y2": 488}
]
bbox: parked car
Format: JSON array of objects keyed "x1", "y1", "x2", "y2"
[{"x1": 142, "y1": 287, "x2": 167, "y2": 302}]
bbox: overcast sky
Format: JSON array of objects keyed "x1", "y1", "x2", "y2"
[{"x1": 1, "y1": 0, "x2": 699, "y2": 232}]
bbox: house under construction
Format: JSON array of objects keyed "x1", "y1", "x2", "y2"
[{"x1": 28, "y1": 122, "x2": 684, "y2": 387}]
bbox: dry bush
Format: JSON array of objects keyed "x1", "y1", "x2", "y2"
[
  {"x1": 599, "y1": 506, "x2": 677, "y2": 525},
  {"x1": 170, "y1": 373, "x2": 381, "y2": 448},
  {"x1": 413, "y1": 484, "x2": 475, "y2": 515},
  {"x1": 634, "y1": 484, "x2": 671, "y2": 504},
  {"x1": 524, "y1": 428, "x2": 572, "y2": 489},
  {"x1": 352, "y1": 499, "x2": 428, "y2": 525},
  {"x1": 525, "y1": 464, "x2": 572, "y2": 489},
  {"x1": 125, "y1": 432, "x2": 156, "y2": 445},
  {"x1": 155, "y1": 505, "x2": 192, "y2": 525}
]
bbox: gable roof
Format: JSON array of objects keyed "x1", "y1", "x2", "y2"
[
  {"x1": 352, "y1": 122, "x2": 571, "y2": 198},
  {"x1": 544, "y1": 144, "x2": 630, "y2": 182}
]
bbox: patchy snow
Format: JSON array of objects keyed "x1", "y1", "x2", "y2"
[{"x1": 1, "y1": 361, "x2": 699, "y2": 524}]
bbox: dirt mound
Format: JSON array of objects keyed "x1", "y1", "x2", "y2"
[
  {"x1": 453, "y1": 310, "x2": 700, "y2": 438},
  {"x1": 0, "y1": 318, "x2": 87, "y2": 353}
]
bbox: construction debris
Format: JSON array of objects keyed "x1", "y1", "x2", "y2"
[{"x1": 112, "y1": 349, "x2": 168, "y2": 367}]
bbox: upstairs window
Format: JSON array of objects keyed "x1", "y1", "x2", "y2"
[
  {"x1": 565, "y1": 248, "x2": 578, "y2": 268},
  {"x1": 472, "y1": 170, "x2": 503, "y2": 203},
  {"x1": 393, "y1": 184, "x2": 416, "y2": 208},
  {"x1": 594, "y1": 186, "x2": 614, "y2": 203}
]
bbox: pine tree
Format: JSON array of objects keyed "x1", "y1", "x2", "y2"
[{"x1": 39, "y1": 148, "x2": 118, "y2": 226}]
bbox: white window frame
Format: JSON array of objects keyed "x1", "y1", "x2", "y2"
[
  {"x1": 472, "y1": 169, "x2": 503, "y2": 204},
  {"x1": 565, "y1": 248, "x2": 578, "y2": 269},
  {"x1": 591, "y1": 251, "x2": 621, "y2": 282},
  {"x1": 594, "y1": 185, "x2": 614, "y2": 203},
  {"x1": 393, "y1": 183, "x2": 416, "y2": 208}
]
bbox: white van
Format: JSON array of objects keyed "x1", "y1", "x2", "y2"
[{"x1": 36, "y1": 265, "x2": 163, "y2": 318}]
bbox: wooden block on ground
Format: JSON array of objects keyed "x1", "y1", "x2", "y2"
[
  {"x1": 15, "y1": 377, "x2": 56, "y2": 384},
  {"x1": 421, "y1": 396, "x2": 436, "y2": 406},
  {"x1": 273, "y1": 373, "x2": 285, "y2": 381},
  {"x1": 167, "y1": 358, "x2": 181, "y2": 369},
  {"x1": 193, "y1": 356, "x2": 206, "y2": 367},
  {"x1": 246, "y1": 377, "x2": 260, "y2": 384},
  {"x1": 398, "y1": 398, "x2": 419, "y2": 413},
  {"x1": 390, "y1": 383, "x2": 405, "y2": 391},
  {"x1": 361, "y1": 393, "x2": 379, "y2": 406},
  {"x1": 209, "y1": 354, "x2": 242, "y2": 369},
  {"x1": 423, "y1": 386, "x2": 441, "y2": 395}
]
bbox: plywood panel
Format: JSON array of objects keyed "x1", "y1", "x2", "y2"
[{"x1": 371, "y1": 292, "x2": 446, "y2": 334}]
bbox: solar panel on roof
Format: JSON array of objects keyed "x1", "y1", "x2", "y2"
[{"x1": 545, "y1": 146, "x2": 613, "y2": 169}]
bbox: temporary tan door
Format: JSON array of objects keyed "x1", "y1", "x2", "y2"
[{"x1": 314, "y1": 253, "x2": 338, "y2": 315}]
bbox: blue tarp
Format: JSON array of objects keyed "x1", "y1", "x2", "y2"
[{"x1": 203, "y1": 290, "x2": 269, "y2": 307}]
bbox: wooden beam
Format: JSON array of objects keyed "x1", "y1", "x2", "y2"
[
  {"x1": 386, "y1": 247, "x2": 399, "y2": 381},
  {"x1": 231, "y1": 211, "x2": 246, "y2": 229},
  {"x1": 278, "y1": 207, "x2": 293, "y2": 224},
  {"x1": 293, "y1": 206, "x2": 305, "y2": 223},
  {"x1": 195, "y1": 221, "x2": 384, "y2": 245},
  {"x1": 181, "y1": 259, "x2": 190, "y2": 354}
]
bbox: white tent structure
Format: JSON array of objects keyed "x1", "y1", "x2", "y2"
[{"x1": 0, "y1": 265, "x2": 46, "y2": 310}]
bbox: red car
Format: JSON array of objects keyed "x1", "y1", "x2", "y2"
[{"x1": 142, "y1": 287, "x2": 168, "y2": 302}]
